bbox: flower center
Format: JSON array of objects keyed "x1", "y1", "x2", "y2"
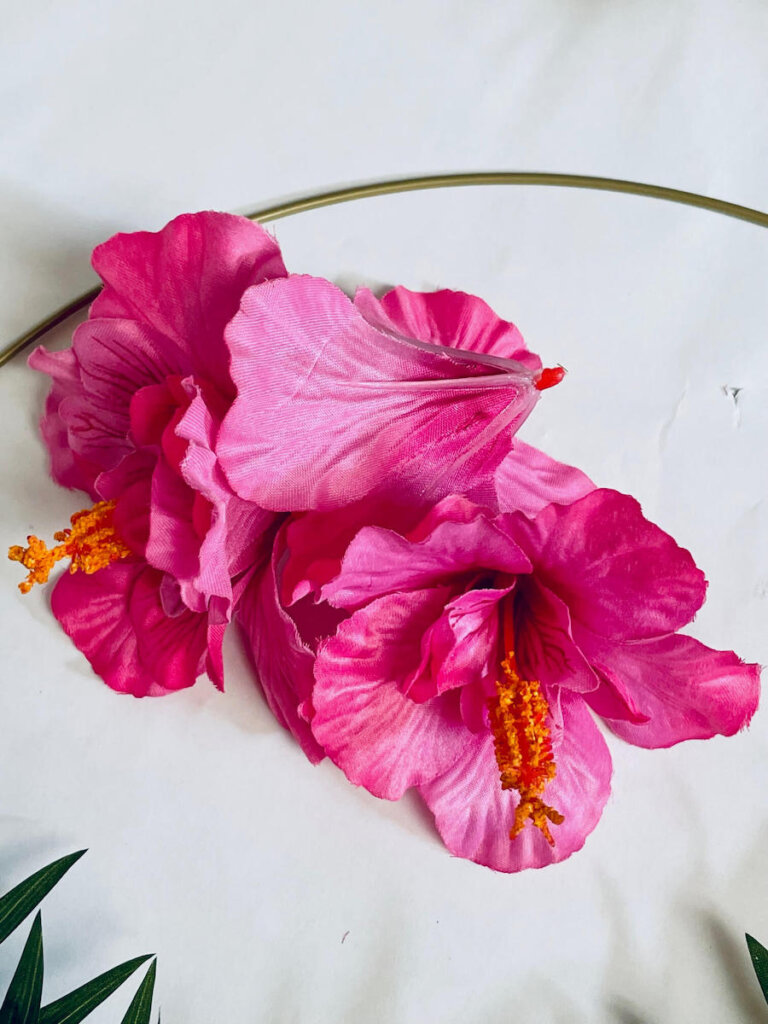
[
  {"x1": 8, "y1": 499, "x2": 132, "y2": 593},
  {"x1": 487, "y1": 605, "x2": 564, "y2": 846}
]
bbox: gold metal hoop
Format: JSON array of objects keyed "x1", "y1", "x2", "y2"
[{"x1": 3, "y1": 171, "x2": 767, "y2": 368}]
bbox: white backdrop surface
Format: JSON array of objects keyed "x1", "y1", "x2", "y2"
[{"x1": 1, "y1": 3, "x2": 767, "y2": 1022}]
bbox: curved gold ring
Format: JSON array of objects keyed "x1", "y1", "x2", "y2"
[{"x1": 3, "y1": 170, "x2": 767, "y2": 368}]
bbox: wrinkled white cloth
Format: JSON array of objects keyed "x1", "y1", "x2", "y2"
[{"x1": 0, "y1": 2, "x2": 767, "y2": 1021}]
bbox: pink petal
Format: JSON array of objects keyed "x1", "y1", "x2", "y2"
[
  {"x1": 97, "y1": 450, "x2": 153, "y2": 557},
  {"x1": 311, "y1": 588, "x2": 470, "y2": 798},
  {"x1": 494, "y1": 440, "x2": 594, "y2": 516},
  {"x1": 176, "y1": 385, "x2": 278, "y2": 605},
  {"x1": 51, "y1": 562, "x2": 207, "y2": 696},
  {"x1": 236, "y1": 535, "x2": 325, "y2": 764},
  {"x1": 354, "y1": 286, "x2": 542, "y2": 369},
  {"x1": 90, "y1": 211, "x2": 287, "y2": 396},
  {"x1": 129, "y1": 566, "x2": 210, "y2": 692},
  {"x1": 28, "y1": 347, "x2": 100, "y2": 495},
  {"x1": 578, "y1": 628, "x2": 761, "y2": 747},
  {"x1": 217, "y1": 275, "x2": 542, "y2": 511},
  {"x1": 420, "y1": 692, "x2": 612, "y2": 872},
  {"x1": 406, "y1": 585, "x2": 509, "y2": 703},
  {"x1": 507, "y1": 489, "x2": 708, "y2": 641},
  {"x1": 280, "y1": 498, "x2": 421, "y2": 605},
  {"x1": 321, "y1": 496, "x2": 531, "y2": 610},
  {"x1": 145, "y1": 456, "x2": 203, "y2": 608},
  {"x1": 129, "y1": 381, "x2": 179, "y2": 447},
  {"x1": 514, "y1": 579, "x2": 599, "y2": 695}
]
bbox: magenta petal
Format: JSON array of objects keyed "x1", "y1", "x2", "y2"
[
  {"x1": 28, "y1": 347, "x2": 100, "y2": 495},
  {"x1": 495, "y1": 440, "x2": 594, "y2": 516},
  {"x1": 280, "y1": 498, "x2": 420, "y2": 605},
  {"x1": 507, "y1": 489, "x2": 708, "y2": 641},
  {"x1": 578, "y1": 628, "x2": 761, "y2": 747},
  {"x1": 218, "y1": 275, "x2": 541, "y2": 510},
  {"x1": 321, "y1": 496, "x2": 531, "y2": 610},
  {"x1": 129, "y1": 567, "x2": 209, "y2": 692},
  {"x1": 354, "y1": 286, "x2": 542, "y2": 369},
  {"x1": 311, "y1": 589, "x2": 470, "y2": 799},
  {"x1": 59, "y1": 317, "x2": 186, "y2": 474},
  {"x1": 51, "y1": 563, "x2": 206, "y2": 696},
  {"x1": 129, "y1": 382, "x2": 178, "y2": 447},
  {"x1": 420, "y1": 693, "x2": 612, "y2": 872},
  {"x1": 514, "y1": 580, "x2": 599, "y2": 695},
  {"x1": 236, "y1": 538, "x2": 325, "y2": 764},
  {"x1": 90, "y1": 211, "x2": 287, "y2": 395}
]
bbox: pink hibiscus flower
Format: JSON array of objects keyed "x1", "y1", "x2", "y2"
[
  {"x1": 216, "y1": 283, "x2": 562, "y2": 510},
  {"x1": 244, "y1": 481, "x2": 759, "y2": 873},
  {"x1": 10, "y1": 212, "x2": 285, "y2": 695}
]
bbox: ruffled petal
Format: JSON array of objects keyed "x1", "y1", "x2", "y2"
[
  {"x1": 495, "y1": 440, "x2": 594, "y2": 516},
  {"x1": 406, "y1": 585, "x2": 508, "y2": 703},
  {"x1": 311, "y1": 589, "x2": 470, "y2": 798},
  {"x1": 236, "y1": 535, "x2": 325, "y2": 764},
  {"x1": 354, "y1": 286, "x2": 542, "y2": 369},
  {"x1": 176, "y1": 385, "x2": 278, "y2": 597},
  {"x1": 51, "y1": 562, "x2": 207, "y2": 696},
  {"x1": 89, "y1": 211, "x2": 287, "y2": 395},
  {"x1": 28, "y1": 347, "x2": 100, "y2": 495},
  {"x1": 507, "y1": 489, "x2": 707, "y2": 641},
  {"x1": 321, "y1": 495, "x2": 530, "y2": 610},
  {"x1": 145, "y1": 456, "x2": 203, "y2": 608},
  {"x1": 217, "y1": 275, "x2": 542, "y2": 511},
  {"x1": 420, "y1": 693, "x2": 612, "y2": 872},
  {"x1": 578, "y1": 628, "x2": 761, "y2": 747}
]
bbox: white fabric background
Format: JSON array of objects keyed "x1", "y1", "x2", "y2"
[{"x1": 1, "y1": 2, "x2": 767, "y2": 1021}]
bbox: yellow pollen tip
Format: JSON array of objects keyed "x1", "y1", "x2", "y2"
[
  {"x1": 487, "y1": 651, "x2": 564, "y2": 846},
  {"x1": 8, "y1": 499, "x2": 131, "y2": 594}
]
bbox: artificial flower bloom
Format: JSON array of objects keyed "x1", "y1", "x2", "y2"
[
  {"x1": 242, "y1": 483, "x2": 760, "y2": 873},
  {"x1": 10, "y1": 212, "x2": 285, "y2": 695},
  {"x1": 234, "y1": 440, "x2": 596, "y2": 768},
  {"x1": 216, "y1": 282, "x2": 563, "y2": 511},
  {"x1": 230, "y1": 281, "x2": 564, "y2": 757}
]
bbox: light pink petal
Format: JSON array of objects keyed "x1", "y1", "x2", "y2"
[
  {"x1": 176, "y1": 386, "x2": 278, "y2": 606},
  {"x1": 28, "y1": 347, "x2": 100, "y2": 495},
  {"x1": 354, "y1": 286, "x2": 542, "y2": 369},
  {"x1": 578, "y1": 628, "x2": 761, "y2": 747},
  {"x1": 145, "y1": 456, "x2": 203, "y2": 608},
  {"x1": 514, "y1": 579, "x2": 599, "y2": 695},
  {"x1": 311, "y1": 589, "x2": 470, "y2": 798},
  {"x1": 321, "y1": 496, "x2": 530, "y2": 610},
  {"x1": 420, "y1": 692, "x2": 612, "y2": 872},
  {"x1": 495, "y1": 440, "x2": 595, "y2": 516},
  {"x1": 507, "y1": 489, "x2": 707, "y2": 641},
  {"x1": 218, "y1": 275, "x2": 542, "y2": 511},
  {"x1": 90, "y1": 211, "x2": 287, "y2": 395},
  {"x1": 236, "y1": 540, "x2": 325, "y2": 764},
  {"x1": 406, "y1": 585, "x2": 508, "y2": 703},
  {"x1": 51, "y1": 562, "x2": 207, "y2": 696}
]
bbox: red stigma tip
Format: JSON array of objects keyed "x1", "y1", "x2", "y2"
[{"x1": 535, "y1": 366, "x2": 566, "y2": 391}]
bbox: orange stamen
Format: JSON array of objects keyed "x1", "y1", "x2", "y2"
[
  {"x1": 487, "y1": 604, "x2": 564, "y2": 846},
  {"x1": 9, "y1": 500, "x2": 131, "y2": 594}
]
